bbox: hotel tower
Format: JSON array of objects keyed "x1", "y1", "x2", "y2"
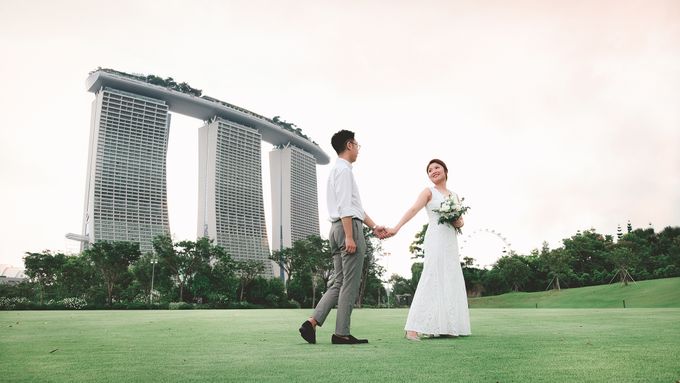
[{"x1": 69, "y1": 69, "x2": 330, "y2": 277}]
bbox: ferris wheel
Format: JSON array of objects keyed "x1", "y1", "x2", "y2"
[{"x1": 459, "y1": 228, "x2": 513, "y2": 269}]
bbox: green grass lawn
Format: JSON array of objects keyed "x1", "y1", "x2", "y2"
[
  {"x1": 469, "y1": 277, "x2": 680, "y2": 309},
  {"x1": 1, "y1": 308, "x2": 679, "y2": 382}
]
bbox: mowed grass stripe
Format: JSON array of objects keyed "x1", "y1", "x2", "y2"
[
  {"x1": 469, "y1": 277, "x2": 680, "y2": 308},
  {"x1": 2, "y1": 308, "x2": 679, "y2": 382}
]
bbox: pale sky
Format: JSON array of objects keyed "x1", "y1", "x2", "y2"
[{"x1": 1, "y1": 0, "x2": 679, "y2": 278}]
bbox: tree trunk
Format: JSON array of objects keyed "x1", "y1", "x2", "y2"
[
  {"x1": 555, "y1": 276, "x2": 561, "y2": 291},
  {"x1": 356, "y1": 280, "x2": 365, "y2": 308},
  {"x1": 621, "y1": 268, "x2": 629, "y2": 286},
  {"x1": 312, "y1": 276, "x2": 317, "y2": 308},
  {"x1": 355, "y1": 262, "x2": 370, "y2": 308},
  {"x1": 179, "y1": 281, "x2": 184, "y2": 302},
  {"x1": 107, "y1": 281, "x2": 114, "y2": 305}
]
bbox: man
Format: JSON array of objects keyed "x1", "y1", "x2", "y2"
[{"x1": 299, "y1": 129, "x2": 388, "y2": 345}]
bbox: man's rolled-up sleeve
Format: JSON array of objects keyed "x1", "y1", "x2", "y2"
[{"x1": 335, "y1": 168, "x2": 353, "y2": 218}]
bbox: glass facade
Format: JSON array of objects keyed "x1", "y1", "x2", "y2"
[
  {"x1": 289, "y1": 146, "x2": 320, "y2": 242},
  {"x1": 199, "y1": 118, "x2": 272, "y2": 275},
  {"x1": 269, "y1": 145, "x2": 320, "y2": 269},
  {"x1": 83, "y1": 87, "x2": 170, "y2": 253}
]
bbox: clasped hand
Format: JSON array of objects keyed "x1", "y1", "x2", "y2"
[{"x1": 373, "y1": 226, "x2": 397, "y2": 240}]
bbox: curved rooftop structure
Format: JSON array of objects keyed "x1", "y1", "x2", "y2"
[
  {"x1": 0, "y1": 264, "x2": 26, "y2": 279},
  {"x1": 86, "y1": 70, "x2": 330, "y2": 164}
]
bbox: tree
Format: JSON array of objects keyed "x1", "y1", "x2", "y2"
[
  {"x1": 383, "y1": 261, "x2": 423, "y2": 306},
  {"x1": 494, "y1": 254, "x2": 531, "y2": 292},
  {"x1": 410, "y1": 262, "x2": 424, "y2": 288},
  {"x1": 245, "y1": 277, "x2": 286, "y2": 307},
  {"x1": 187, "y1": 237, "x2": 228, "y2": 302},
  {"x1": 481, "y1": 267, "x2": 508, "y2": 296},
  {"x1": 562, "y1": 229, "x2": 612, "y2": 286},
  {"x1": 409, "y1": 224, "x2": 428, "y2": 258},
  {"x1": 286, "y1": 271, "x2": 315, "y2": 307},
  {"x1": 207, "y1": 249, "x2": 238, "y2": 304},
  {"x1": 540, "y1": 248, "x2": 572, "y2": 291},
  {"x1": 84, "y1": 241, "x2": 141, "y2": 305},
  {"x1": 130, "y1": 252, "x2": 174, "y2": 304},
  {"x1": 356, "y1": 227, "x2": 385, "y2": 307},
  {"x1": 309, "y1": 236, "x2": 334, "y2": 291},
  {"x1": 608, "y1": 245, "x2": 637, "y2": 286},
  {"x1": 269, "y1": 240, "x2": 310, "y2": 289},
  {"x1": 153, "y1": 235, "x2": 214, "y2": 302},
  {"x1": 23, "y1": 251, "x2": 66, "y2": 304},
  {"x1": 654, "y1": 226, "x2": 680, "y2": 278},
  {"x1": 145, "y1": 74, "x2": 165, "y2": 86},
  {"x1": 275, "y1": 235, "x2": 333, "y2": 307},
  {"x1": 59, "y1": 254, "x2": 100, "y2": 303},
  {"x1": 269, "y1": 247, "x2": 295, "y2": 286},
  {"x1": 377, "y1": 224, "x2": 680, "y2": 298},
  {"x1": 387, "y1": 273, "x2": 416, "y2": 296},
  {"x1": 361, "y1": 264, "x2": 386, "y2": 306},
  {"x1": 299, "y1": 235, "x2": 332, "y2": 307},
  {"x1": 461, "y1": 258, "x2": 486, "y2": 297},
  {"x1": 234, "y1": 260, "x2": 265, "y2": 302},
  {"x1": 619, "y1": 228, "x2": 654, "y2": 279},
  {"x1": 521, "y1": 249, "x2": 547, "y2": 292}
]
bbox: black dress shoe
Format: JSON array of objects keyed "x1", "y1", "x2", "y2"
[
  {"x1": 331, "y1": 334, "x2": 368, "y2": 344},
  {"x1": 299, "y1": 320, "x2": 316, "y2": 344}
]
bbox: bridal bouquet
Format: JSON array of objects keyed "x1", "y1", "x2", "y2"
[{"x1": 433, "y1": 195, "x2": 470, "y2": 234}]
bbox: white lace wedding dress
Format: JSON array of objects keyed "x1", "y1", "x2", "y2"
[{"x1": 404, "y1": 187, "x2": 471, "y2": 336}]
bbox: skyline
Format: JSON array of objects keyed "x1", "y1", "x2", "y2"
[
  {"x1": 75, "y1": 69, "x2": 327, "y2": 277},
  {"x1": 1, "y1": 0, "x2": 679, "y2": 278}
]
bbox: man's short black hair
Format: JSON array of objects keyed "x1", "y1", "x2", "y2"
[{"x1": 331, "y1": 130, "x2": 355, "y2": 155}]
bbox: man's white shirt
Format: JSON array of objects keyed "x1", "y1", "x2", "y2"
[{"x1": 327, "y1": 158, "x2": 365, "y2": 222}]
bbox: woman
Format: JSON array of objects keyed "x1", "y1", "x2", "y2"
[{"x1": 386, "y1": 159, "x2": 471, "y2": 341}]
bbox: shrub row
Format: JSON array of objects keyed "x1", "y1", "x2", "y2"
[{"x1": 0, "y1": 297, "x2": 301, "y2": 310}]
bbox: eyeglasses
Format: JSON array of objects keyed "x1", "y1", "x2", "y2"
[{"x1": 350, "y1": 141, "x2": 361, "y2": 149}]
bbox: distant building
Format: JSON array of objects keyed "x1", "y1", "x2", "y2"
[
  {"x1": 81, "y1": 88, "x2": 171, "y2": 254},
  {"x1": 198, "y1": 117, "x2": 272, "y2": 274},
  {"x1": 0, "y1": 264, "x2": 27, "y2": 285},
  {"x1": 70, "y1": 69, "x2": 329, "y2": 277},
  {"x1": 269, "y1": 145, "x2": 320, "y2": 278}
]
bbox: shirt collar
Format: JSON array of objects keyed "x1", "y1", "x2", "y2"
[{"x1": 336, "y1": 158, "x2": 352, "y2": 169}]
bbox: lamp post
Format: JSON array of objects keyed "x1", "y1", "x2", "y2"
[
  {"x1": 381, "y1": 251, "x2": 391, "y2": 308},
  {"x1": 150, "y1": 258, "x2": 158, "y2": 304},
  {"x1": 384, "y1": 282, "x2": 393, "y2": 308}
]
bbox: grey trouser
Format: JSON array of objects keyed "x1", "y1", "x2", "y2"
[{"x1": 312, "y1": 218, "x2": 366, "y2": 336}]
